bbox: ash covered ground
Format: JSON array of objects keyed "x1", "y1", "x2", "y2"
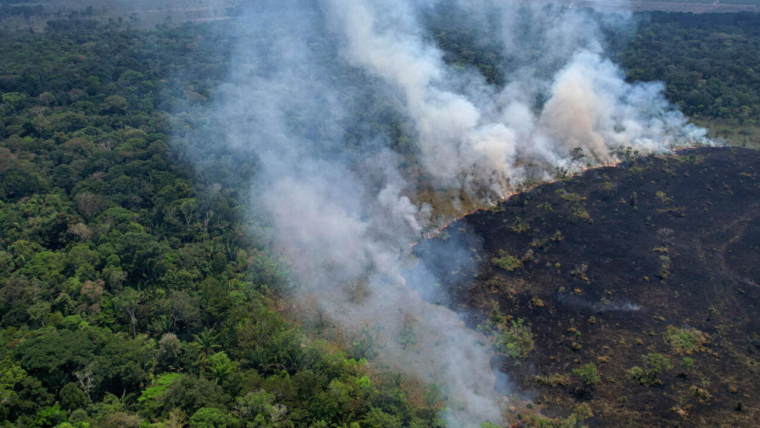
[{"x1": 410, "y1": 147, "x2": 760, "y2": 427}]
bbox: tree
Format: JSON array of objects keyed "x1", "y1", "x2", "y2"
[
  {"x1": 59, "y1": 382, "x2": 87, "y2": 411},
  {"x1": 26, "y1": 302, "x2": 51, "y2": 327},
  {"x1": 206, "y1": 352, "x2": 239, "y2": 384},
  {"x1": 73, "y1": 368, "x2": 94, "y2": 405},
  {"x1": 159, "y1": 375, "x2": 230, "y2": 416},
  {"x1": 114, "y1": 288, "x2": 142, "y2": 339},
  {"x1": 100, "y1": 412, "x2": 143, "y2": 428},
  {"x1": 193, "y1": 329, "x2": 221, "y2": 374},
  {"x1": 2, "y1": 92, "x2": 26, "y2": 111},
  {"x1": 189, "y1": 407, "x2": 237, "y2": 428},
  {"x1": 100, "y1": 95, "x2": 128, "y2": 115},
  {"x1": 0, "y1": 357, "x2": 27, "y2": 418},
  {"x1": 363, "y1": 408, "x2": 401, "y2": 428},
  {"x1": 39, "y1": 92, "x2": 56, "y2": 106},
  {"x1": 139, "y1": 373, "x2": 182, "y2": 410},
  {"x1": 73, "y1": 193, "x2": 109, "y2": 220},
  {"x1": 235, "y1": 390, "x2": 287, "y2": 428},
  {"x1": 165, "y1": 408, "x2": 188, "y2": 428}
]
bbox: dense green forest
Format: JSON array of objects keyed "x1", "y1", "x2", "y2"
[
  {"x1": 615, "y1": 12, "x2": 760, "y2": 143},
  {"x1": 0, "y1": 8, "x2": 759, "y2": 428},
  {"x1": 0, "y1": 20, "x2": 445, "y2": 428}
]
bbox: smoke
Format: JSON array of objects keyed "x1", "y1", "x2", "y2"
[
  {"x1": 322, "y1": 0, "x2": 708, "y2": 199},
  {"x1": 184, "y1": 0, "x2": 709, "y2": 426}
]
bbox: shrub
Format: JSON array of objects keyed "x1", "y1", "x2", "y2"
[
  {"x1": 535, "y1": 373, "x2": 569, "y2": 387},
  {"x1": 520, "y1": 403, "x2": 593, "y2": 428},
  {"x1": 658, "y1": 255, "x2": 672, "y2": 279},
  {"x1": 680, "y1": 357, "x2": 695, "y2": 370},
  {"x1": 628, "y1": 354, "x2": 672, "y2": 386},
  {"x1": 491, "y1": 250, "x2": 522, "y2": 271},
  {"x1": 573, "y1": 363, "x2": 601, "y2": 388},
  {"x1": 495, "y1": 319, "x2": 534, "y2": 359},
  {"x1": 570, "y1": 264, "x2": 589, "y2": 282},
  {"x1": 689, "y1": 385, "x2": 713, "y2": 403},
  {"x1": 664, "y1": 326, "x2": 708, "y2": 354},
  {"x1": 571, "y1": 204, "x2": 592, "y2": 222},
  {"x1": 510, "y1": 216, "x2": 530, "y2": 233}
]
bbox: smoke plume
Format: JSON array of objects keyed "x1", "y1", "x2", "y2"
[{"x1": 185, "y1": 0, "x2": 709, "y2": 426}]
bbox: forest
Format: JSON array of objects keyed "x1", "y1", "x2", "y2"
[{"x1": 0, "y1": 5, "x2": 759, "y2": 428}]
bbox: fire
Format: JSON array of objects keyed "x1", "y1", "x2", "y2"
[{"x1": 397, "y1": 274, "x2": 407, "y2": 286}]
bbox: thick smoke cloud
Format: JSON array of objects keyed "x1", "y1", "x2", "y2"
[
  {"x1": 189, "y1": 0, "x2": 709, "y2": 426},
  {"x1": 323, "y1": 0, "x2": 707, "y2": 199}
]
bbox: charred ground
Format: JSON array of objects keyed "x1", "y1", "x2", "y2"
[{"x1": 411, "y1": 147, "x2": 760, "y2": 427}]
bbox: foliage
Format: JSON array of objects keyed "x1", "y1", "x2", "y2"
[
  {"x1": 0, "y1": 18, "x2": 443, "y2": 428},
  {"x1": 491, "y1": 250, "x2": 522, "y2": 272},
  {"x1": 520, "y1": 403, "x2": 592, "y2": 427},
  {"x1": 535, "y1": 373, "x2": 569, "y2": 388},
  {"x1": 610, "y1": 12, "x2": 760, "y2": 126},
  {"x1": 189, "y1": 407, "x2": 238, "y2": 428},
  {"x1": 628, "y1": 354, "x2": 673, "y2": 386},
  {"x1": 680, "y1": 357, "x2": 695, "y2": 370},
  {"x1": 59, "y1": 382, "x2": 87, "y2": 411},
  {"x1": 138, "y1": 373, "x2": 181, "y2": 409},
  {"x1": 689, "y1": 385, "x2": 713, "y2": 403},
  {"x1": 510, "y1": 216, "x2": 530, "y2": 233},
  {"x1": 573, "y1": 363, "x2": 601, "y2": 389},
  {"x1": 494, "y1": 319, "x2": 534, "y2": 359},
  {"x1": 664, "y1": 326, "x2": 708, "y2": 354}
]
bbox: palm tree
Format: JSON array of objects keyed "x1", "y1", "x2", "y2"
[{"x1": 193, "y1": 328, "x2": 221, "y2": 373}]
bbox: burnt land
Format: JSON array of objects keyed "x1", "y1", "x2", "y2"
[{"x1": 411, "y1": 147, "x2": 760, "y2": 427}]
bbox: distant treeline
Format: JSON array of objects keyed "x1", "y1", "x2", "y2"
[
  {"x1": 0, "y1": 4, "x2": 44, "y2": 20},
  {"x1": 615, "y1": 12, "x2": 760, "y2": 125}
]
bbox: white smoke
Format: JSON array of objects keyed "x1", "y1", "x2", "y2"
[
  {"x1": 324, "y1": 0, "x2": 708, "y2": 199},
  {"x1": 189, "y1": 0, "x2": 710, "y2": 426}
]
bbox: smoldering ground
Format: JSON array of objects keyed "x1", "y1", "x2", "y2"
[{"x1": 177, "y1": 0, "x2": 710, "y2": 426}]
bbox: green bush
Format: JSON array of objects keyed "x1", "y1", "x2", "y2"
[
  {"x1": 573, "y1": 363, "x2": 601, "y2": 388},
  {"x1": 495, "y1": 319, "x2": 534, "y2": 359},
  {"x1": 491, "y1": 250, "x2": 522, "y2": 271},
  {"x1": 664, "y1": 326, "x2": 707, "y2": 354},
  {"x1": 628, "y1": 354, "x2": 672, "y2": 386}
]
